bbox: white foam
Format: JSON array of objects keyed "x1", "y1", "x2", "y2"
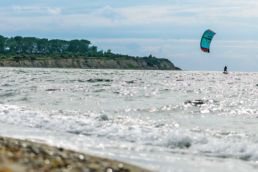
[{"x1": 1, "y1": 68, "x2": 258, "y2": 171}]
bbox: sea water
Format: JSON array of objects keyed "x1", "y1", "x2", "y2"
[{"x1": 0, "y1": 68, "x2": 258, "y2": 172}]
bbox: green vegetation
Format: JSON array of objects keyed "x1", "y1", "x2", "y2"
[
  {"x1": 0, "y1": 35, "x2": 160, "y2": 62},
  {"x1": 0, "y1": 35, "x2": 179, "y2": 70}
]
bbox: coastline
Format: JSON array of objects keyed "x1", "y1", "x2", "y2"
[
  {"x1": 0, "y1": 58, "x2": 180, "y2": 70},
  {"x1": 0, "y1": 136, "x2": 150, "y2": 172}
]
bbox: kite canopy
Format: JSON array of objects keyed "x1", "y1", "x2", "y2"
[{"x1": 200, "y1": 29, "x2": 216, "y2": 53}]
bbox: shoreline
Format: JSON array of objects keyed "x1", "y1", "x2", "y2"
[
  {"x1": 0, "y1": 58, "x2": 180, "y2": 70},
  {"x1": 0, "y1": 136, "x2": 150, "y2": 172}
]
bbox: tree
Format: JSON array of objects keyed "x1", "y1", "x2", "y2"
[
  {"x1": 37, "y1": 38, "x2": 49, "y2": 54},
  {"x1": 0, "y1": 35, "x2": 5, "y2": 53},
  {"x1": 18, "y1": 37, "x2": 38, "y2": 54}
]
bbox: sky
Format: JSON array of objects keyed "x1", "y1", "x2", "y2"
[{"x1": 1, "y1": 0, "x2": 258, "y2": 71}]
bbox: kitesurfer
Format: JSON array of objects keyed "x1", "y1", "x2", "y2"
[{"x1": 223, "y1": 66, "x2": 228, "y2": 74}]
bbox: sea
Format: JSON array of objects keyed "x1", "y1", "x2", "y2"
[{"x1": 0, "y1": 67, "x2": 258, "y2": 172}]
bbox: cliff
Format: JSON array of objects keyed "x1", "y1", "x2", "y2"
[
  {"x1": 0, "y1": 35, "x2": 181, "y2": 70},
  {"x1": 0, "y1": 57, "x2": 180, "y2": 70}
]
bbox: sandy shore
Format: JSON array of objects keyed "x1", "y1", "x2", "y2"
[{"x1": 0, "y1": 136, "x2": 150, "y2": 172}]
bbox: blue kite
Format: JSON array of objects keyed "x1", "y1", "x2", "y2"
[{"x1": 200, "y1": 29, "x2": 216, "y2": 53}]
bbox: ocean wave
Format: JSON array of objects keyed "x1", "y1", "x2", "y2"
[
  {"x1": 1, "y1": 69, "x2": 258, "y2": 171},
  {"x1": 2, "y1": 103, "x2": 258, "y2": 163}
]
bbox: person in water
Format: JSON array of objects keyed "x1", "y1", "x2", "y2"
[{"x1": 224, "y1": 66, "x2": 228, "y2": 73}]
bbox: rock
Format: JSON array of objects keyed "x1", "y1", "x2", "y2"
[
  {"x1": 184, "y1": 99, "x2": 207, "y2": 106},
  {"x1": 99, "y1": 114, "x2": 109, "y2": 121}
]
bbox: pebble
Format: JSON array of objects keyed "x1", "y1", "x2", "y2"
[{"x1": 0, "y1": 137, "x2": 149, "y2": 172}]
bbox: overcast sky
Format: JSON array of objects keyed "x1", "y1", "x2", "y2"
[{"x1": 1, "y1": 0, "x2": 258, "y2": 71}]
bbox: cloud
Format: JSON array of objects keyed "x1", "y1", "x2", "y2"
[
  {"x1": 11, "y1": 5, "x2": 61, "y2": 15},
  {"x1": 12, "y1": 5, "x2": 41, "y2": 12},
  {"x1": 94, "y1": 5, "x2": 124, "y2": 21},
  {"x1": 115, "y1": 2, "x2": 258, "y2": 25},
  {"x1": 77, "y1": 2, "x2": 258, "y2": 29},
  {"x1": 47, "y1": 7, "x2": 62, "y2": 15},
  {"x1": 1, "y1": 1, "x2": 258, "y2": 32}
]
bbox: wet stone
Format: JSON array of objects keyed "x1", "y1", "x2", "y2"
[
  {"x1": 184, "y1": 99, "x2": 208, "y2": 106},
  {"x1": 0, "y1": 136, "x2": 149, "y2": 172}
]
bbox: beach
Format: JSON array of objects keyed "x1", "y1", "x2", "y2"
[{"x1": 0, "y1": 136, "x2": 149, "y2": 172}]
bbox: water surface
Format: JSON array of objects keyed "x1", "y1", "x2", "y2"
[{"x1": 0, "y1": 68, "x2": 258, "y2": 171}]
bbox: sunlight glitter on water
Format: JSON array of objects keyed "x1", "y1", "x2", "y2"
[{"x1": 0, "y1": 68, "x2": 258, "y2": 171}]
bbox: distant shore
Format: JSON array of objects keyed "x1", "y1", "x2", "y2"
[
  {"x1": 0, "y1": 35, "x2": 181, "y2": 70},
  {"x1": 0, "y1": 57, "x2": 180, "y2": 70},
  {"x1": 0, "y1": 136, "x2": 150, "y2": 172}
]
